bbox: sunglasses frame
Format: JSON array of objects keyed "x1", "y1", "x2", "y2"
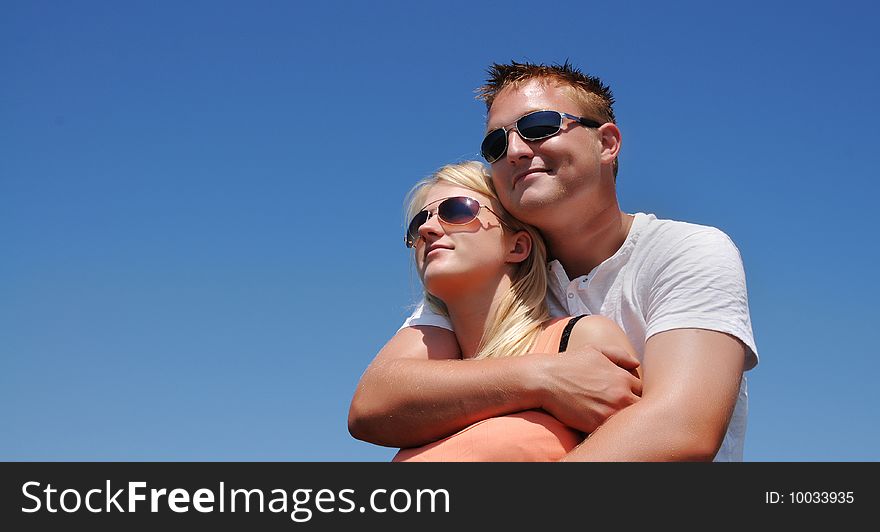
[
  {"x1": 405, "y1": 196, "x2": 510, "y2": 248},
  {"x1": 480, "y1": 109, "x2": 604, "y2": 163}
]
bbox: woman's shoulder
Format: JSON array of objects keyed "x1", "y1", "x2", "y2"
[
  {"x1": 530, "y1": 317, "x2": 574, "y2": 354},
  {"x1": 564, "y1": 315, "x2": 638, "y2": 365},
  {"x1": 534, "y1": 315, "x2": 591, "y2": 354}
]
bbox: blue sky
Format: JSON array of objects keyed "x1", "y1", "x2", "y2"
[{"x1": 2, "y1": 0, "x2": 878, "y2": 461}]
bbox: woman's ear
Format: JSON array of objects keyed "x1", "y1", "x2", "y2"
[{"x1": 506, "y1": 230, "x2": 532, "y2": 264}]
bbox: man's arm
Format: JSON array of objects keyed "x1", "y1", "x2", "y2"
[
  {"x1": 348, "y1": 325, "x2": 641, "y2": 448},
  {"x1": 561, "y1": 328, "x2": 745, "y2": 461}
]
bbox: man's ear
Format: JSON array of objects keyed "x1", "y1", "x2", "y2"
[
  {"x1": 506, "y1": 230, "x2": 532, "y2": 264},
  {"x1": 599, "y1": 122, "x2": 621, "y2": 166}
]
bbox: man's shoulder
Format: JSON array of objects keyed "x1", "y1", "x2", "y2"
[
  {"x1": 628, "y1": 213, "x2": 744, "y2": 269},
  {"x1": 637, "y1": 212, "x2": 729, "y2": 237},
  {"x1": 634, "y1": 213, "x2": 736, "y2": 250}
]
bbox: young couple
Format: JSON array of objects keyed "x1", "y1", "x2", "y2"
[{"x1": 349, "y1": 61, "x2": 758, "y2": 461}]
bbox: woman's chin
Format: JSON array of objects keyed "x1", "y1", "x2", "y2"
[{"x1": 423, "y1": 270, "x2": 464, "y2": 300}]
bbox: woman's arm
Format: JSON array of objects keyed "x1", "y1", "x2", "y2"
[{"x1": 563, "y1": 316, "x2": 640, "y2": 377}]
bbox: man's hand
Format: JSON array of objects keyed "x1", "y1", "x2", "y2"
[{"x1": 535, "y1": 344, "x2": 642, "y2": 433}]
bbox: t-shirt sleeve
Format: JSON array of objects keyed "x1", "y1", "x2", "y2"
[
  {"x1": 644, "y1": 228, "x2": 758, "y2": 369},
  {"x1": 399, "y1": 299, "x2": 453, "y2": 331}
]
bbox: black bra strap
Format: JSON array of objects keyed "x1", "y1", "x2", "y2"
[{"x1": 558, "y1": 314, "x2": 589, "y2": 353}]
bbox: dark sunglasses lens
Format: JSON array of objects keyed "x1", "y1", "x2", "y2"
[
  {"x1": 438, "y1": 197, "x2": 480, "y2": 224},
  {"x1": 481, "y1": 129, "x2": 507, "y2": 162},
  {"x1": 518, "y1": 110, "x2": 562, "y2": 140},
  {"x1": 406, "y1": 210, "x2": 429, "y2": 247}
]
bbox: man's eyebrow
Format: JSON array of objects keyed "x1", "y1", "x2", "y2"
[{"x1": 485, "y1": 108, "x2": 543, "y2": 129}]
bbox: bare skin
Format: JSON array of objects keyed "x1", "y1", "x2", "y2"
[
  {"x1": 349, "y1": 325, "x2": 640, "y2": 448},
  {"x1": 562, "y1": 329, "x2": 745, "y2": 461},
  {"x1": 389, "y1": 315, "x2": 641, "y2": 461}
]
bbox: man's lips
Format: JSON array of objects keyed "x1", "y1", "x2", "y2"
[{"x1": 513, "y1": 168, "x2": 550, "y2": 187}]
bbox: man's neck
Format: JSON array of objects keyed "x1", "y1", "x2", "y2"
[{"x1": 543, "y1": 206, "x2": 634, "y2": 278}]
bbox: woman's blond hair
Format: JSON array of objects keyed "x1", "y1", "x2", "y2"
[{"x1": 405, "y1": 161, "x2": 549, "y2": 359}]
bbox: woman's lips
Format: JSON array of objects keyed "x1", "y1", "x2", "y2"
[{"x1": 425, "y1": 245, "x2": 452, "y2": 259}]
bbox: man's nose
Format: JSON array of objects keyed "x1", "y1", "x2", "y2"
[{"x1": 505, "y1": 129, "x2": 535, "y2": 161}]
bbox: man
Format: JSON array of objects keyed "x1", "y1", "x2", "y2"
[{"x1": 349, "y1": 61, "x2": 758, "y2": 461}]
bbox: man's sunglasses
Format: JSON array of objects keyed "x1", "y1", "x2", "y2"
[
  {"x1": 480, "y1": 110, "x2": 603, "y2": 163},
  {"x1": 405, "y1": 196, "x2": 508, "y2": 248}
]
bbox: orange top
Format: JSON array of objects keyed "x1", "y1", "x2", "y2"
[{"x1": 392, "y1": 317, "x2": 584, "y2": 462}]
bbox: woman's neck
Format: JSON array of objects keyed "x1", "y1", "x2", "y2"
[{"x1": 441, "y1": 275, "x2": 513, "y2": 359}]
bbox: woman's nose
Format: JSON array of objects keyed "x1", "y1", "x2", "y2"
[{"x1": 417, "y1": 212, "x2": 444, "y2": 243}]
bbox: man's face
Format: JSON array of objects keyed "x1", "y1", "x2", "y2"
[{"x1": 486, "y1": 79, "x2": 606, "y2": 226}]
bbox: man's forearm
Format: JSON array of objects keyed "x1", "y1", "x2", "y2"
[
  {"x1": 561, "y1": 329, "x2": 745, "y2": 462},
  {"x1": 348, "y1": 355, "x2": 543, "y2": 448},
  {"x1": 560, "y1": 399, "x2": 724, "y2": 461}
]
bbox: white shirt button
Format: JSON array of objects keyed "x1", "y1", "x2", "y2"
[{"x1": 567, "y1": 293, "x2": 574, "y2": 299}]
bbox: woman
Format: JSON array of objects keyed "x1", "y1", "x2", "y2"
[{"x1": 391, "y1": 161, "x2": 637, "y2": 462}]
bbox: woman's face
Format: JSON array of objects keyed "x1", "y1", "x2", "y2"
[{"x1": 412, "y1": 183, "x2": 522, "y2": 299}]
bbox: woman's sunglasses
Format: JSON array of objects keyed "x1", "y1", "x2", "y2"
[
  {"x1": 480, "y1": 110, "x2": 604, "y2": 163},
  {"x1": 405, "y1": 196, "x2": 508, "y2": 248}
]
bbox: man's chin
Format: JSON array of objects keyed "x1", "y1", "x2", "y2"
[{"x1": 505, "y1": 191, "x2": 554, "y2": 223}]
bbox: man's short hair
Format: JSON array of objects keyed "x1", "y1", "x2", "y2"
[{"x1": 476, "y1": 60, "x2": 619, "y2": 178}]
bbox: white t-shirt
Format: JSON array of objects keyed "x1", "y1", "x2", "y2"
[{"x1": 402, "y1": 213, "x2": 759, "y2": 462}]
